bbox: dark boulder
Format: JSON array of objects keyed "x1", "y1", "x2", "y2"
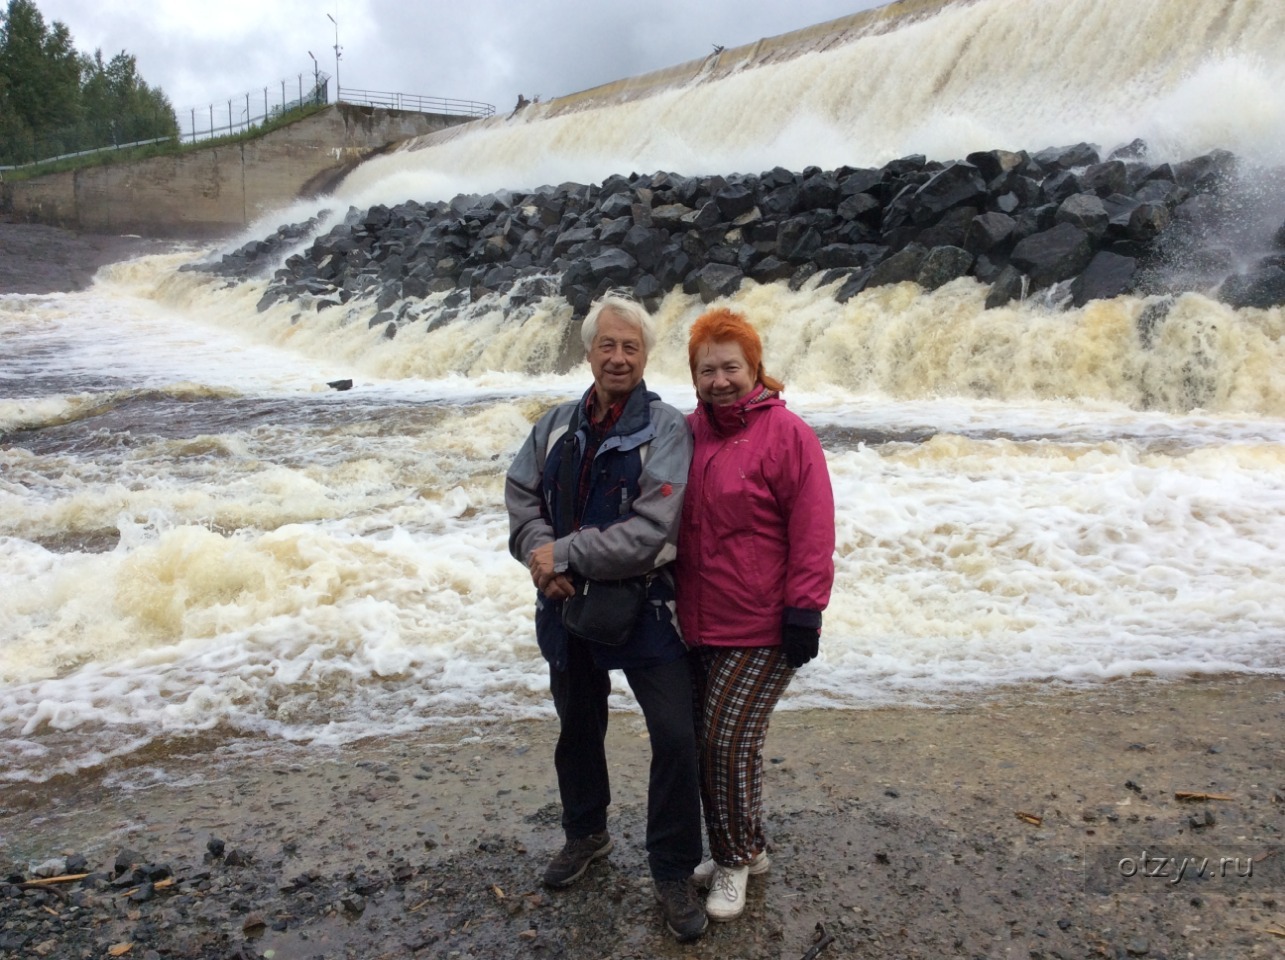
[
  {"x1": 1174, "y1": 150, "x2": 1237, "y2": 194},
  {"x1": 910, "y1": 163, "x2": 988, "y2": 224},
  {"x1": 1108, "y1": 138, "x2": 1149, "y2": 161},
  {"x1": 650, "y1": 203, "x2": 695, "y2": 230},
  {"x1": 918, "y1": 206, "x2": 979, "y2": 248},
  {"x1": 965, "y1": 212, "x2": 1017, "y2": 254},
  {"x1": 834, "y1": 269, "x2": 872, "y2": 303},
  {"x1": 1042, "y1": 170, "x2": 1084, "y2": 204},
  {"x1": 633, "y1": 273, "x2": 663, "y2": 308},
  {"x1": 867, "y1": 244, "x2": 927, "y2": 288},
  {"x1": 694, "y1": 263, "x2": 744, "y2": 303},
  {"x1": 748, "y1": 255, "x2": 796, "y2": 284},
  {"x1": 966, "y1": 149, "x2": 1027, "y2": 182},
  {"x1": 714, "y1": 183, "x2": 757, "y2": 220},
  {"x1": 1071, "y1": 251, "x2": 1138, "y2": 306},
  {"x1": 1032, "y1": 142, "x2": 1100, "y2": 171},
  {"x1": 1011, "y1": 222, "x2": 1094, "y2": 289},
  {"x1": 798, "y1": 173, "x2": 841, "y2": 211},
  {"x1": 1081, "y1": 160, "x2": 1129, "y2": 197},
  {"x1": 1218, "y1": 265, "x2": 1285, "y2": 309},
  {"x1": 837, "y1": 192, "x2": 882, "y2": 224},
  {"x1": 917, "y1": 246, "x2": 975, "y2": 291},
  {"x1": 1056, "y1": 193, "x2": 1110, "y2": 238},
  {"x1": 813, "y1": 244, "x2": 869, "y2": 269},
  {"x1": 598, "y1": 192, "x2": 634, "y2": 219},
  {"x1": 761, "y1": 184, "x2": 803, "y2": 218},
  {"x1": 839, "y1": 168, "x2": 882, "y2": 196},
  {"x1": 1127, "y1": 202, "x2": 1171, "y2": 242},
  {"x1": 777, "y1": 218, "x2": 825, "y2": 262},
  {"x1": 588, "y1": 248, "x2": 637, "y2": 285},
  {"x1": 985, "y1": 265, "x2": 1027, "y2": 309}
]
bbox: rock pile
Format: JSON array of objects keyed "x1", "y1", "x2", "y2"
[{"x1": 194, "y1": 141, "x2": 1285, "y2": 333}]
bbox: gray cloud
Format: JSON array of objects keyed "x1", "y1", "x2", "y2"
[{"x1": 34, "y1": 0, "x2": 884, "y2": 115}]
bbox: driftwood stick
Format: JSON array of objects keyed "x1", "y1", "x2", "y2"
[
  {"x1": 800, "y1": 922, "x2": 836, "y2": 960},
  {"x1": 1175, "y1": 791, "x2": 1234, "y2": 802},
  {"x1": 20, "y1": 873, "x2": 89, "y2": 886}
]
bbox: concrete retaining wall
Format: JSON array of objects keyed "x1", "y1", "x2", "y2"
[{"x1": 1, "y1": 103, "x2": 475, "y2": 239}]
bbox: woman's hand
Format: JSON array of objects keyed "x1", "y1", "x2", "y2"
[{"x1": 781, "y1": 624, "x2": 820, "y2": 668}]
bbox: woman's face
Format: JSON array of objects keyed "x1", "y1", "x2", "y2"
[{"x1": 694, "y1": 340, "x2": 756, "y2": 406}]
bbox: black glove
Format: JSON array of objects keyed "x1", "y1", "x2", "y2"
[{"x1": 781, "y1": 624, "x2": 820, "y2": 669}]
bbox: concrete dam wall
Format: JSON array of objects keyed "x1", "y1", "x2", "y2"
[{"x1": 1, "y1": 103, "x2": 475, "y2": 239}]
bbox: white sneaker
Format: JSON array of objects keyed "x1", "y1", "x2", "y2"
[
  {"x1": 706, "y1": 864, "x2": 749, "y2": 921},
  {"x1": 692, "y1": 849, "x2": 770, "y2": 888}
]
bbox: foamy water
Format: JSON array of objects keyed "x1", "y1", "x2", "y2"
[
  {"x1": 3, "y1": 0, "x2": 1285, "y2": 784},
  {"x1": 3, "y1": 254, "x2": 1284, "y2": 783}
]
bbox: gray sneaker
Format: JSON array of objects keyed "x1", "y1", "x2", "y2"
[
  {"x1": 542, "y1": 832, "x2": 612, "y2": 888},
  {"x1": 654, "y1": 878, "x2": 708, "y2": 942}
]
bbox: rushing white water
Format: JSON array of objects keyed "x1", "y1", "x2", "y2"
[
  {"x1": 2, "y1": 0, "x2": 1285, "y2": 785},
  {"x1": 338, "y1": 0, "x2": 1285, "y2": 207}
]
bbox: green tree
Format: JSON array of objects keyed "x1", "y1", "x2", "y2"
[
  {"x1": 0, "y1": 0, "x2": 80, "y2": 154},
  {"x1": 1, "y1": 0, "x2": 176, "y2": 165},
  {"x1": 80, "y1": 48, "x2": 178, "y2": 145}
]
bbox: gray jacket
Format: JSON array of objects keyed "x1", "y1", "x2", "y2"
[{"x1": 505, "y1": 381, "x2": 692, "y2": 669}]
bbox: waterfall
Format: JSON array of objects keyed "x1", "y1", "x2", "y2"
[
  {"x1": 149, "y1": 0, "x2": 1285, "y2": 415},
  {"x1": 337, "y1": 0, "x2": 1285, "y2": 207}
]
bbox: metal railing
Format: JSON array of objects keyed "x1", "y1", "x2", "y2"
[
  {"x1": 1, "y1": 136, "x2": 175, "y2": 171},
  {"x1": 0, "y1": 80, "x2": 495, "y2": 171},
  {"x1": 337, "y1": 88, "x2": 494, "y2": 118}
]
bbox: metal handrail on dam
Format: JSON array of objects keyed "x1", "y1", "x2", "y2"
[{"x1": 338, "y1": 89, "x2": 495, "y2": 118}]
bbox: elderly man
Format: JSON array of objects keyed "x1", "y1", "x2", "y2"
[{"x1": 506, "y1": 293, "x2": 706, "y2": 942}]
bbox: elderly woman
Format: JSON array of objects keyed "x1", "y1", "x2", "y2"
[{"x1": 675, "y1": 306, "x2": 836, "y2": 922}]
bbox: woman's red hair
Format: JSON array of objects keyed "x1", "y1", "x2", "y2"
[{"x1": 687, "y1": 307, "x2": 784, "y2": 392}]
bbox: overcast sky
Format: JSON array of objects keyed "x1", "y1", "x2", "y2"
[{"x1": 33, "y1": 0, "x2": 887, "y2": 121}]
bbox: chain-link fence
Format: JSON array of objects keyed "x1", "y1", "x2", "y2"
[
  {"x1": 2, "y1": 75, "x2": 495, "y2": 171},
  {"x1": 180, "y1": 73, "x2": 330, "y2": 143}
]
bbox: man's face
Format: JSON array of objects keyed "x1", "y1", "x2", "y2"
[{"x1": 589, "y1": 309, "x2": 647, "y2": 405}]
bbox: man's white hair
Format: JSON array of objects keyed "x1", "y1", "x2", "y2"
[{"x1": 581, "y1": 293, "x2": 656, "y2": 352}]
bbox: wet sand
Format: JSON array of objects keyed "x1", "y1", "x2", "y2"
[{"x1": 2, "y1": 675, "x2": 1282, "y2": 959}]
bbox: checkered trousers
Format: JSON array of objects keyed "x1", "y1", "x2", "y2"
[{"x1": 690, "y1": 645, "x2": 794, "y2": 866}]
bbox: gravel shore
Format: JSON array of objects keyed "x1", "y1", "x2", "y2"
[{"x1": 2, "y1": 676, "x2": 1283, "y2": 959}]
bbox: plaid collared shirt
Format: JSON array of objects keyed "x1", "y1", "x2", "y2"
[{"x1": 573, "y1": 390, "x2": 626, "y2": 528}]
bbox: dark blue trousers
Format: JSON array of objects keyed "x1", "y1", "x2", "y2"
[{"x1": 549, "y1": 634, "x2": 702, "y2": 882}]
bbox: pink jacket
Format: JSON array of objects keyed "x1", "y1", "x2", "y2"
[{"x1": 676, "y1": 392, "x2": 835, "y2": 648}]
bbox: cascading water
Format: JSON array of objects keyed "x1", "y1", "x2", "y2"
[{"x1": 1, "y1": 0, "x2": 1283, "y2": 786}]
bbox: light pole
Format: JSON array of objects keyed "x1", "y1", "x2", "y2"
[
  {"x1": 327, "y1": 14, "x2": 342, "y2": 102},
  {"x1": 307, "y1": 50, "x2": 319, "y2": 99}
]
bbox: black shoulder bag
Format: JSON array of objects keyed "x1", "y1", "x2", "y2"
[{"x1": 554, "y1": 404, "x2": 648, "y2": 647}]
